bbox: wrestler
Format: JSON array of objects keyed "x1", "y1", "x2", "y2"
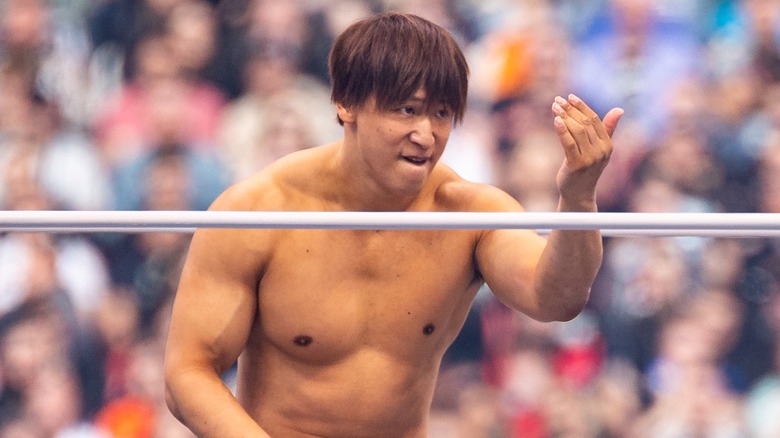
[{"x1": 164, "y1": 12, "x2": 623, "y2": 437}]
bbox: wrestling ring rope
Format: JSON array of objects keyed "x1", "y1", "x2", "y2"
[{"x1": 2, "y1": 211, "x2": 780, "y2": 237}]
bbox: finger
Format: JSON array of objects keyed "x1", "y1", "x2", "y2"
[
  {"x1": 553, "y1": 115, "x2": 579, "y2": 163},
  {"x1": 552, "y1": 101, "x2": 592, "y2": 153},
  {"x1": 602, "y1": 107, "x2": 624, "y2": 138},
  {"x1": 556, "y1": 96, "x2": 600, "y2": 146},
  {"x1": 555, "y1": 95, "x2": 587, "y2": 123},
  {"x1": 567, "y1": 94, "x2": 609, "y2": 140}
]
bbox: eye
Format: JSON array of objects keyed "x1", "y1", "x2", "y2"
[
  {"x1": 435, "y1": 108, "x2": 451, "y2": 119},
  {"x1": 399, "y1": 106, "x2": 416, "y2": 116}
]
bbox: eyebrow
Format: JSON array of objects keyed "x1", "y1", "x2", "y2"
[
  {"x1": 404, "y1": 96, "x2": 426, "y2": 103},
  {"x1": 389, "y1": 95, "x2": 449, "y2": 110}
]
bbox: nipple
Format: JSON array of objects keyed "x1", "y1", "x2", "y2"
[{"x1": 293, "y1": 335, "x2": 313, "y2": 346}]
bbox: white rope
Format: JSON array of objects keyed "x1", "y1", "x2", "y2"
[{"x1": 1, "y1": 210, "x2": 780, "y2": 237}]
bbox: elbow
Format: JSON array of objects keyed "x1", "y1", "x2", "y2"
[
  {"x1": 165, "y1": 384, "x2": 183, "y2": 422},
  {"x1": 551, "y1": 303, "x2": 587, "y2": 322},
  {"x1": 164, "y1": 373, "x2": 184, "y2": 422},
  {"x1": 164, "y1": 357, "x2": 187, "y2": 423},
  {"x1": 535, "y1": 287, "x2": 590, "y2": 322}
]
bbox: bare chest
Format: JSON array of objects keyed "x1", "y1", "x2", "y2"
[{"x1": 256, "y1": 229, "x2": 481, "y2": 363}]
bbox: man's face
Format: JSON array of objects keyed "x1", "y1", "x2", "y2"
[{"x1": 342, "y1": 88, "x2": 454, "y2": 196}]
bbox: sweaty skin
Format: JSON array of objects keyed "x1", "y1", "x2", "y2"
[{"x1": 164, "y1": 92, "x2": 622, "y2": 437}]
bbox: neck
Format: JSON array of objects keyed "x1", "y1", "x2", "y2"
[{"x1": 329, "y1": 141, "x2": 426, "y2": 212}]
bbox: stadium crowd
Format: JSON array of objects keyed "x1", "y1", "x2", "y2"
[{"x1": 0, "y1": 0, "x2": 779, "y2": 436}]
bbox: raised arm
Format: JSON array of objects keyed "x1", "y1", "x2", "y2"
[
  {"x1": 164, "y1": 193, "x2": 273, "y2": 437},
  {"x1": 539, "y1": 94, "x2": 622, "y2": 318},
  {"x1": 477, "y1": 95, "x2": 622, "y2": 322}
]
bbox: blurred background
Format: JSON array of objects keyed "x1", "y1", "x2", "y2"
[{"x1": 0, "y1": 0, "x2": 779, "y2": 436}]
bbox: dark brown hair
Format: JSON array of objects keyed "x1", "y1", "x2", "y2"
[{"x1": 328, "y1": 12, "x2": 469, "y2": 125}]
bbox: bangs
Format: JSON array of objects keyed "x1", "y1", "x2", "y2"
[{"x1": 329, "y1": 13, "x2": 469, "y2": 124}]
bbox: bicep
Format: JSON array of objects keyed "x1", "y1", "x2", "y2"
[
  {"x1": 166, "y1": 228, "x2": 264, "y2": 374},
  {"x1": 476, "y1": 228, "x2": 546, "y2": 313},
  {"x1": 473, "y1": 188, "x2": 547, "y2": 315}
]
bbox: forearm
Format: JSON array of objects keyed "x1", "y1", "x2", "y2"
[
  {"x1": 533, "y1": 198, "x2": 602, "y2": 321},
  {"x1": 166, "y1": 367, "x2": 271, "y2": 438}
]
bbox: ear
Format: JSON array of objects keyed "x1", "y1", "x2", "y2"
[{"x1": 336, "y1": 103, "x2": 356, "y2": 124}]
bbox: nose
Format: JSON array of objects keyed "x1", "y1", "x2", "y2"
[{"x1": 409, "y1": 116, "x2": 435, "y2": 149}]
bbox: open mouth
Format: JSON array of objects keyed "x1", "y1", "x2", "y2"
[{"x1": 402, "y1": 156, "x2": 428, "y2": 165}]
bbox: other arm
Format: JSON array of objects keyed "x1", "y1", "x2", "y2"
[
  {"x1": 477, "y1": 95, "x2": 622, "y2": 321},
  {"x1": 164, "y1": 192, "x2": 273, "y2": 437}
]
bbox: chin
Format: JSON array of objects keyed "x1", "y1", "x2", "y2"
[{"x1": 393, "y1": 180, "x2": 427, "y2": 198}]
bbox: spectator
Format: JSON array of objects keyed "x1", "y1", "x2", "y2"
[
  {"x1": 218, "y1": 36, "x2": 338, "y2": 179},
  {"x1": 93, "y1": 30, "x2": 227, "y2": 166},
  {"x1": 300, "y1": 0, "x2": 377, "y2": 84},
  {"x1": 105, "y1": 145, "x2": 225, "y2": 327},
  {"x1": 88, "y1": 0, "x2": 185, "y2": 81},
  {"x1": 0, "y1": 151, "x2": 110, "y2": 321},
  {"x1": 744, "y1": 288, "x2": 780, "y2": 437},
  {"x1": 569, "y1": 0, "x2": 703, "y2": 142},
  {"x1": 494, "y1": 128, "x2": 562, "y2": 212},
  {"x1": 95, "y1": 340, "x2": 194, "y2": 438},
  {"x1": 0, "y1": 88, "x2": 110, "y2": 212},
  {"x1": 631, "y1": 303, "x2": 748, "y2": 436},
  {"x1": 0, "y1": 0, "x2": 93, "y2": 126},
  {"x1": 91, "y1": 287, "x2": 142, "y2": 402},
  {"x1": 0, "y1": 294, "x2": 104, "y2": 433},
  {"x1": 165, "y1": 0, "x2": 220, "y2": 84},
  {"x1": 24, "y1": 363, "x2": 107, "y2": 437}
]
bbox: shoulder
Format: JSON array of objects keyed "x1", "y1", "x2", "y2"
[
  {"x1": 186, "y1": 150, "x2": 325, "y2": 269},
  {"x1": 431, "y1": 163, "x2": 524, "y2": 213},
  {"x1": 210, "y1": 145, "x2": 331, "y2": 212}
]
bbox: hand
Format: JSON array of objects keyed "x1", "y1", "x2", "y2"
[{"x1": 551, "y1": 94, "x2": 623, "y2": 209}]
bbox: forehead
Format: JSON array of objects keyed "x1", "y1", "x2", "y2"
[
  {"x1": 407, "y1": 89, "x2": 427, "y2": 101},
  {"x1": 387, "y1": 88, "x2": 449, "y2": 107}
]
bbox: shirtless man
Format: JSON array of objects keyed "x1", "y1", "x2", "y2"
[{"x1": 164, "y1": 12, "x2": 623, "y2": 438}]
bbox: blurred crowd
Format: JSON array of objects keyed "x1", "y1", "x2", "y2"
[{"x1": 0, "y1": 0, "x2": 779, "y2": 437}]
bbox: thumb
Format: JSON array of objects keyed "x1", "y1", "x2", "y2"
[{"x1": 603, "y1": 107, "x2": 624, "y2": 138}]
